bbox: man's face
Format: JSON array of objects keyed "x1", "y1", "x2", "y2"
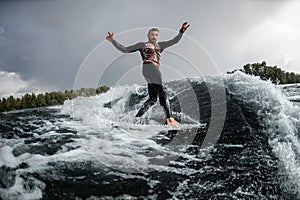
[{"x1": 147, "y1": 31, "x2": 159, "y2": 43}]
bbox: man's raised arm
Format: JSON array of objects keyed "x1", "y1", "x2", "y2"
[
  {"x1": 106, "y1": 32, "x2": 143, "y2": 53},
  {"x1": 159, "y1": 22, "x2": 190, "y2": 50}
]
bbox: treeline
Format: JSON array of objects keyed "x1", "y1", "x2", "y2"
[
  {"x1": 228, "y1": 61, "x2": 300, "y2": 84},
  {"x1": 0, "y1": 86, "x2": 110, "y2": 112}
]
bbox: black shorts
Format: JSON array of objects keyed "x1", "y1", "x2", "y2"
[{"x1": 142, "y1": 62, "x2": 163, "y2": 85}]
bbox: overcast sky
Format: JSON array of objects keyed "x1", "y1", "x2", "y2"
[{"x1": 1, "y1": 0, "x2": 300, "y2": 98}]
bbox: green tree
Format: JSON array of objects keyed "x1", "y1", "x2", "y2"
[
  {"x1": 2, "y1": 98, "x2": 7, "y2": 111},
  {"x1": 96, "y1": 86, "x2": 110, "y2": 94},
  {"x1": 31, "y1": 93, "x2": 37, "y2": 107},
  {"x1": 6, "y1": 95, "x2": 16, "y2": 111},
  {"x1": 237, "y1": 61, "x2": 300, "y2": 84},
  {"x1": 15, "y1": 98, "x2": 22, "y2": 110},
  {"x1": 22, "y1": 93, "x2": 33, "y2": 108},
  {"x1": 0, "y1": 85, "x2": 110, "y2": 112},
  {"x1": 36, "y1": 93, "x2": 46, "y2": 107},
  {"x1": 0, "y1": 99, "x2": 3, "y2": 112}
]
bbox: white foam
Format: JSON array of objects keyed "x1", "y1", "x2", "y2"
[
  {"x1": 57, "y1": 84, "x2": 205, "y2": 173},
  {"x1": 0, "y1": 146, "x2": 20, "y2": 168},
  {"x1": 0, "y1": 174, "x2": 45, "y2": 200},
  {"x1": 287, "y1": 95, "x2": 300, "y2": 102},
  {"x1": 225, "y1": 72, "x2": 300, "y2": 195},
  {"x1": 7, "y1": 74, "x2": 299, "y2": 198}
]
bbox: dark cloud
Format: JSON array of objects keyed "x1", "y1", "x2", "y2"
[{"x1": 0, "y1": 0, "x2": 298, "y2": 96}]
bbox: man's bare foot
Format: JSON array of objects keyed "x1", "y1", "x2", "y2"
[{"x1": 166, "y1": 117, "x2": 180, "y2": 126}]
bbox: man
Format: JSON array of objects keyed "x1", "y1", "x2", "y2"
[{"x1": 106, "y1": 22, "x2": 190, "y2": 125}]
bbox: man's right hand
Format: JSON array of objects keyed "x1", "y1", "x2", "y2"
[{"x1": 106, "y1": 32, "x2": 114, "y2": 42}]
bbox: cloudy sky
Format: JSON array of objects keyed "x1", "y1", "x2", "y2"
[{"x1": 1, "y1": 0, "x2": 300, "y2": 98}]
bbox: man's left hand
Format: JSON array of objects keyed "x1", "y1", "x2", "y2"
[{"x1": 180, "y1": 22, "x2": 190, "y2": 33}]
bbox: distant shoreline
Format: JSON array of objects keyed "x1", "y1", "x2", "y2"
[
  {"x1": 2, "y1": 61, "x2": 300, "y2": 112},
  {"x1": 227, "y1": 61, "x2": 300, "y2": 84},
  {"x1": 0, "y1": 86, "x2": 110, "y2": 112}
]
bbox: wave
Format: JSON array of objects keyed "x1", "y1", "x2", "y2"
[
  {"x1": 1, "y1": 72, "x2": 300, "y2": 199},
  {"x1": 225, "y1": 72, "x2": 300, "y2": 197}
]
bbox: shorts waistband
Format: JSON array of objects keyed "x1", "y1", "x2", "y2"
[{"x1": 143, "y1": 60, "x2": 160, "y2": 66}]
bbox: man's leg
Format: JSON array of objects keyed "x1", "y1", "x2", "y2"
[
  {"x1": 135, "y1": 83, "x2": 158, "y2": 117},
  {"x1": 140, "y1": 63, "x2": 179, "y2": 125},
  {"x1": 156, "y1": 84, "x2": 171, "y2": 118},
  {"x1": 156, "y1": 84, "x2": 180, "y2": 125}
]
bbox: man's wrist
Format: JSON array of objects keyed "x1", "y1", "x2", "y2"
[{"x1": 179, "y1": 28, "x2": 184, "y2": 33}]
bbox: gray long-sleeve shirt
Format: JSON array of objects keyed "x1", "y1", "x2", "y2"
[{"x1": 111, "y1": 31, "x2": 183, "y2": 65}]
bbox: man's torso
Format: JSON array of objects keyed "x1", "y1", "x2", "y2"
[{"x1": 140, "y1": 42, "x2": 161, "y2": 66}]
